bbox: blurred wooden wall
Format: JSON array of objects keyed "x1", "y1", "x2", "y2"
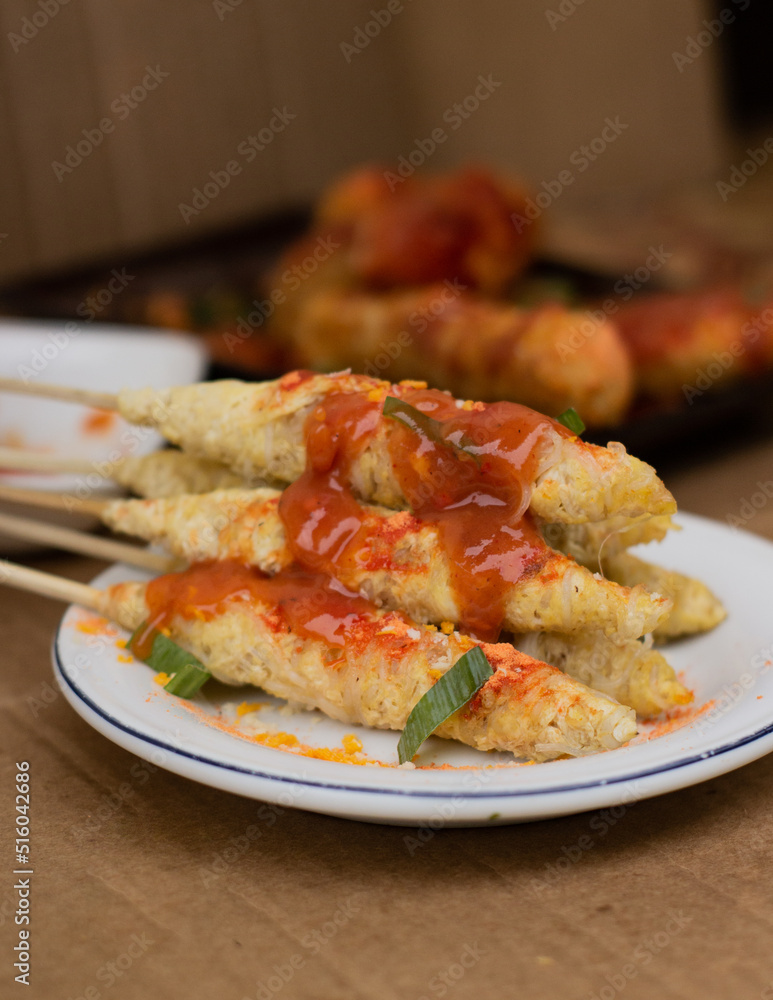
[
  {"x1": 0, "y1": 0, "x2": 726, "y2": 285},
  {"x1": 393, "y1": 0, "x2": 725, "y2": 197}
]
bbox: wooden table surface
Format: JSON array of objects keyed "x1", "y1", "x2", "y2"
[{"x1": 1, "y1": 437, "x2": 772, "y2": 1000}]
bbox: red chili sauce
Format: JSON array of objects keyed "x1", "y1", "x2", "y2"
[
  {"x1": 134, "y1": 559, "x2": 373, "y2": 658},
  {"x1": 278, "y1": 384, "x2": 569, "y2": 642}
]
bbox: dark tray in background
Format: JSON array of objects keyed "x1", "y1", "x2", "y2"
[{"x1": 2, "y1": 217, "x2": 772, "y2": 473}]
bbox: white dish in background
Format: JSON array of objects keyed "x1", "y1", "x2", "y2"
[
  {"x1": 0, "y1": 319, "x2": 208, "y2": 550},
  {"x1": 52, "y1": 513, "x2": 773, "y2": 827}
]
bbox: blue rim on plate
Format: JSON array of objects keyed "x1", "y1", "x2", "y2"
[{"x1": 50, "y1": 513, "x2": 773, "y2": 825}]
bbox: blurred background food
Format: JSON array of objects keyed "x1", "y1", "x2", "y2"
[{"x1": 2, "y1": 0, "x2": 773, "y2": 460}]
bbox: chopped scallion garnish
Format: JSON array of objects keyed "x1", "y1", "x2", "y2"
[
  {"x1": 383, "y1": 396, "x2": 480, "y2": 463},
  {"x1": 397, "y1": 646, "x2": 494, "y2": 764},
  {"x1": 556, "y1": 407, "x2": 585, "y2": 435},
  {"x1": 128, "y1": 623, "x2": 211, "y2": 698}
]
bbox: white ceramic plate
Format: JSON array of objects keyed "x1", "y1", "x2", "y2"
[
  {"x1": 0, "y1": 319, "x2": 208, "y2": 550},
  {"x1": 52, "y1": 513, "x2": 773, "y2": 826}
]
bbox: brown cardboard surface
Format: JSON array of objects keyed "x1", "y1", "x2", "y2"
[
  {"x1": 1, "y1": 440, "x2": 773, "y2": 999},
  {"x1": 0, "y1": 0, "x2": 723, "y2": 285}
]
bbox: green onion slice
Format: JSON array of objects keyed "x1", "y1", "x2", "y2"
[
  {"x1": 383, "y1": 396, "x2": 480, "y2": 463},
  {"x1": 556, "y1": 407, "x2": 585, "y2": 435},
  {"x1": 397, "y1": 646, "x2": 494, "y2": 764},
  {"x1": 128, "y1": 623, "x2": 211, "y2": 698}
]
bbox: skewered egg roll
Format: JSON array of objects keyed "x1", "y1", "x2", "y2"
[
  {"x1": 113, "y1": 451, "x2": 246, "y2": 498},
  {"x1": 102, "y1": 488, "x2": 672, "y2": 642},
  {"x1": 271, "y1": 288, "x2": 632, "y2": 427},
  {"x1": 542, "y1": 514, "x2": 676, "y2": 565},
  {"x1": 615, "y1": 288, "x2": 773, "y2": 402},
  {"x1": 116, "y1": 371, "x2": 675, "y2": 524},
  {"x1": 543, "y1": 515, "x2": 726, "y2": 640},
  {"x1": 601, "y1": 552, "x2": 727, "y2": 641},
  {"x1": 100, "y1": 561, "x2": 637, "y2": 762},
  {"x1": 513, "y1": 631, "x2": 691, "y2": 717}
]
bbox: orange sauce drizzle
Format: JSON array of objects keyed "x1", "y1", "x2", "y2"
[
  {"x1": 133, "y1": 559, "x2": 375, "y2": 659},
  {"x1": 278, "y1": 384, "x2": 567, "y2": 641},
  {"x1": 138, "y1": 379, "x2": 568, "y2": 666}
]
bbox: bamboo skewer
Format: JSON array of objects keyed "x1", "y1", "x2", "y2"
[
  {"x1": 0, "y1": 511, "x2": 174, "y2": 572},
  {"x1": 0, "y1": 559, "x2": 102, "y2": 611},
  {"x1": 0, "y1": 447, "x2": 96, "y2": 475},
  {"x1": 0, "y1": 483, "x2": 107, "y2": 517},
  {"x1": 0, "y1": 377, "x2": 118, "y2": 411}
]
